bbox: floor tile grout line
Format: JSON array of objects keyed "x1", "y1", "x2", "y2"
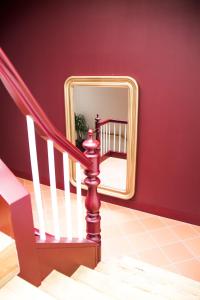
[
  {"x1": 131, "y1": 227, "x2": 200, "y2": 266},
  {"x1": 180, "y1": 239, "x2": 200, "y2": 259},
  {"x1": 127, "y1": 214, "x2": 200, "y2": 238}
]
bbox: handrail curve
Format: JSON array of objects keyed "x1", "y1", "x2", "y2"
[{"x1": 0, "y1": 48, "x2": 91, "y2": 168}]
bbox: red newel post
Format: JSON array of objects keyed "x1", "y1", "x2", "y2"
[
  {"x1": 95, "y1": 114, "x2": 101, "y2": 142},
  {"x1": 83, "y1": 129, "x2": 101, "y2": 261}
]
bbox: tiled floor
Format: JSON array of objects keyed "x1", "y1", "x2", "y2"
[
  {"x1": 81, "y1": 157, "x2": 127, "y2": 191},
  {"x1": 19, "y1": 178, "x2": 200, "y2": 282}
]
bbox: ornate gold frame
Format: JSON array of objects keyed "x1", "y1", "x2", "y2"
[{"x1": 64, "y1": 76, "x2": 138, "y2": 200}]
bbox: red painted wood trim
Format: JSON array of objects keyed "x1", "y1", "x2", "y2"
[
  {"x1": 100, "y1": 151, "x2": 127, "y2": 163},
  {"x1": 35, "y1": 236, "x2": 99, "y2": 279},
  {"x1": 109, "y1": 151, "x2": 127, "y2": 159},
  {"x1": 35, "y1": 236, "x2": 97, "y2": 247},
  {"x1": 0, "y1": 48, "x2": 91, "y2": 168},
  {"x1": 0, "y1": 159, "x2": 41, "y2": 286}
]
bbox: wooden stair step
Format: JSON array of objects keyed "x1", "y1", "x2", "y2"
[
  {"x1": 71, "y1": 265, "x2": 165, "y2": 300},
  {"x1": 0, "y1": 276, "x2": 55, "y2": 299},
  {"x1": 118, "y1": 256, "x2": 200, "y2": 297},
  {"x1": 40, "y1": 269, "x2": 113, "y2": 300},
  {"x1": 0, "y1": 286, "x2": 18, "y2": 300},
  {"x1": 96, "y1": 260, "x2": 199, "y2": 300},
  {"x1": 0, "y1": 232, "x2": 19, "y2": 288}
]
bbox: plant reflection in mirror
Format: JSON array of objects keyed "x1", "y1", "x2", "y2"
[{"x1": 75, "y1": 113, "x2": 89, "y2": 151}]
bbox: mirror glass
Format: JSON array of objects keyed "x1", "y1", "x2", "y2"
[{"x1": 64, "y1": 76, "x2": 138, "y2": 199}]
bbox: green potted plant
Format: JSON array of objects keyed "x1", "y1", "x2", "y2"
[{"x1": 74, "y1": 113, "x2": 89, "y2": 151}]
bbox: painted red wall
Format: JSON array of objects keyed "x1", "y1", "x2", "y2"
[{"x1": 1, "y1": 0, "x2": 200, "y2": 225}]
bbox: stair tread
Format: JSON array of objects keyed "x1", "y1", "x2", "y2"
[
  {"x1": 1, "y1": 276, "x2": 55, "y2": 299},
  {"x1": 118, "y1": 256, "x2": 200, "y2": 295},
  {"x1": 96, "y1": 260, "x2": 199, "y2": 300},
  {"x1": 0, "y1": 232, "x2": 14, "y2": 252},
  {"x1": 0, "y1": 286, "x2": 19, "y2": 300},
  {"x1": 0, "y1": 232, "x2": 19, "y2": 288},
  {"x1": 72, "y1": 265, "x2": 167, "y2": 300},
  {"x1": 40, "y1": 269, "x2": 114, "y2": 300}
]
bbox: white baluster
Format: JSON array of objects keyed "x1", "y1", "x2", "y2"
[
  {"x1": 124, "y1": 124, "x2": 127, "y2": 153},
  {"x1": 113, "y1": 123, "x2": 116, "y2": 152},
  {"x1": 76, "y1": 162, "x2": 83, "y2": 240},
  {"x1": 119, "y1": 124, "x2": 121, "y2": 153},
  {"x1": 100, "y1": 126, "x2": 103, "y2": 157},
  {"x1": 63, "y1": 152, "x2": 72, "y2": 240},
  {"x1": 108, "y1": 123, "x2": 111, "y2": 152},
  {"x1": 47, "y1": 140, "x2": 60, "y2": 240},
  {"x1": 105, "y1": 124, "x2": 108, "y2": 153},
  {"x1": 103, "y1": 125, "x2": 106, "y2": 155},
  {"x1": 26, "y1": 116, "x2": 46, "y2": 240}
]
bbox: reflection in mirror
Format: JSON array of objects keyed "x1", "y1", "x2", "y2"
[
  {"x1": 73, "y1": 86, "x2": 128, "y2": 192},
  {"x1": 64, "y1": 77, "x2": 138, "y2": 200}
]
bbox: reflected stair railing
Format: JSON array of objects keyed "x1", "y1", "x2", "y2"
[{"x1": 95, "y1": 114, "x2": 127, "y2": 161}]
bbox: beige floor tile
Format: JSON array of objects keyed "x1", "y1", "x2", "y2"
[
  {"x1": 170, "y1": 223, "x2": 199, "y2": 240},
  {"x1": 162, "y1": 264, "x2": 180, "y2": 274},
  {"x1": 161, "y1": 242, "x2": 193, "y2": 263},
  {"x1": 126, "y1": 232, "x2": 157, "y2": 253},
  {"x1": 149, "y1": 227, "x2": 179, "y2": 247},
  {"x1": 102, "y1": 236, "x2": 133, "y2": 260},
  {"x1": 175, "y1": 258, "x2": 200, "y2": 282},
  {"x1": 183, "y1": 238, "x2": 200, "y2": 257},
  {"x1": 159, "y1": 216, "x2": 183, "y2": 227},
  {"x1": 191, "y1": 224, "x2": 200, "y2": 234},
  {"x1": 132, "y1": 209, "x2": 153, "y2": 220},
  {"x1": 118, "y1": 219, "x2": 146, "y2": 235},
  {"x1": 137, "y1": 247, "x2": 171, "y2": 267},
  {"x1": 101, "y1": 223, "x2": 122, "y2": 239},
  {"x1": 141, "y1": 216, "x2": 166, "y2": 231}
]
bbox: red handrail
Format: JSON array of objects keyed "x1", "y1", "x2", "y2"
[
  {"x1": 98, "y1": 118, "x2": 128, "y2": 126},
  {"x1": 0, "y1": 48, "x2": 91, "y2": 168}
]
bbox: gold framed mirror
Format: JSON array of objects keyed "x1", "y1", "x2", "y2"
[{"x1": 64, "y1": 76, "x2": 138, "y2": 199}]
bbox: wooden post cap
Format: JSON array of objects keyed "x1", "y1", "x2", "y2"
[{"x1": 83, "y1": 129, "x2": 99, "y2": 152}]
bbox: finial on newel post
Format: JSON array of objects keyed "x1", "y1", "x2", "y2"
[{"x1": 83, "y1": 129, "x2": 101, "y2": 261}]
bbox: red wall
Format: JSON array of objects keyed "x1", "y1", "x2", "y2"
[{"x1": 1, "y1": 0, "x2": 200, "y2": 225}]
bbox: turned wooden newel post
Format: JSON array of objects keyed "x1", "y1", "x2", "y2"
[{"x1": 83, "y1": 129, "x2": 101, "y2": 261}]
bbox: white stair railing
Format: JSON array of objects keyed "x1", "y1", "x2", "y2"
[{"x1": 27, "y1": 117, "x2": 85, "y2": 242}]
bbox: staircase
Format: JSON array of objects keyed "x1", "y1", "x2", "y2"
[
  {"x1": 1, "y1": 49, "x2": 200, "y2": 299},
  {"x1": 1, "y1": 233, "x2": 200, "y2": 300}
]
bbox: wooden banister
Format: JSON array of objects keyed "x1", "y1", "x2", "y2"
[
  {"x1": 95, "y1": 114, "x2": 128, "y2": 140},
  {"x1": 83, "y1": 130, "x2": 101, "y2": 261},
  {"x1": 0, "y1": 48, "x2": 91, "y2": 169},
  {"x1": 0, "y1": 48, "x2": 101, "y2": 285},
  {"x1": 98, "y1": 118, "x2": 128, "y2": 127}
]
